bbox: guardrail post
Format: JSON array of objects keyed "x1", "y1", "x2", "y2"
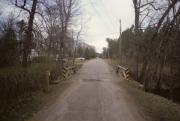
[{"x1": 62, "y1": 67, "x2": 68, "y2": 80}]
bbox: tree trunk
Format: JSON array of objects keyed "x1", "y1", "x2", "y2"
[
  {"x1": 133, "y1": 0, "x2": 140, "y2": 81},
  {"x1": 22, "y1": 0, "x2": 38, "y2": 67},
  {"x1": 169, "y1": 86, "x2": 174, "y2": 101},
  {"x1": 139, "y1": 57, "x2": 148, "y2": 83},
  {"x1": 169, "y1": 65, "x2": 174, "y2": 101},
  {"x1": 143, "y1": 63, "x2": 150, "y2": 92}
]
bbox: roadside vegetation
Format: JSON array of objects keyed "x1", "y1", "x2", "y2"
[
  {"x1": 107, "y1": 59, "x2": 180, "y2": 121},
  {"x1": 121, "y1": 80, "x2": 180, "y2": 121},
  {"x1": 0, "y1": 79, "x2": 72, "y2": 121},
  {"x1": 102, "y1": 0, "x2": 180, "y2": 103}
]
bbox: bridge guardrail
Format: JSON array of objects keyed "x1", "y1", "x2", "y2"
[
  {"x1": 116, "y1": 65, "x2": 130, "y2": 80},
  {"x1": 48, "y1": 65, "x2": 79, "y2": 84},
  {"x1": 62, "y1": 65, "x2": 77, "y2": 80}
]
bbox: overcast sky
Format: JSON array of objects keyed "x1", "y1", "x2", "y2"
[
  {"x1": 81, "y1": 0, "x2": 134, "y2": 53},
  {"x1": 0, "y1": 0, "x2": 134, "y2": 53}
]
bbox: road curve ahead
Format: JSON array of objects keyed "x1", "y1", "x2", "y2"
[{"x1": 29, "y1": 59, "x2": 151, "y2": 121}]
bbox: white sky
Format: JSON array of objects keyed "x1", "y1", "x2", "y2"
[
  {"x1": 81, "y1": 0, "x2": 134, "y2": 53},
  {"x1": 0, "y1": 0, "x2": 135, "y2": 53}
]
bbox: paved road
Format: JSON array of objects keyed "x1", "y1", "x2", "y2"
[{"x1": 29, "y1": 59, "x2": 151, "y2": 121}]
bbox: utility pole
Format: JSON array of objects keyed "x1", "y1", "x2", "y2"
[
  {"x1": 119, "y1": 19, "x2": 122, "y2": 64},
  {"x1": 119, "y1": 19, "x2": 122, "y2": 38}
]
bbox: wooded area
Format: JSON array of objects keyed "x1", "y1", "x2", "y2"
[
  {"x1": 0, "y1": 0, "x2": 96, "y2": 112},
  {"x1": 1, "y1": 0, "x2": 180, "y2": 119},
  {"x1": 103, "y1": 0, "x2": 180, "y2": 102}
]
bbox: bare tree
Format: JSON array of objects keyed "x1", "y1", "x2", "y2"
[
  {"x1": 42, "y1": 5, "x2": 59, "y2": 57},
  {"x1": 142, "y1": 0, "x2": 180, "y2": 91},
  {"x1": 15, "y1": 0, "x2": 38, "y2": 67},
  {"x1": 0, "y1": 8, "x2": 2, "y2": 16},
  {"x1": 132, "y1": 0, "x2": 156, "y2": 80},
  {"x1": 56, "y1": 0, "x2": 80, "y2": 68},
  {"x1": 129, "y1": 0, "x2": 180, "y2": 92}
]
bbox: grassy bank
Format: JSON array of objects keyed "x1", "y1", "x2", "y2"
[
  {"x1": 0, "y1": 63, "x2": 55, "y2": 110},
  {"x1": 0, "y1": 60, "x2": 83, "y2": 121},
  {"x1": 120, "y1": 80, "x2": 180, "y2": 121},
  {"x1": 106, "y1": 59, "x2": 180, "y2": 121},
  {"x1": 0, "y1": 75, "x2": 72, "y2": 121}
]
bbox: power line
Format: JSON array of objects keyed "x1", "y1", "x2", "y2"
[
  {"x1": 88, "y1": 0, "x2": 114, "y2": 32},
  {"x1": 88, "y1": 0, "x2": 120, "y2": 38},
  {"x1": 94, "y1": 32, "x2": 119, "y2": 36},
  {"x1": 99, "y1": 0, "x2": 117, "y2": 30}
]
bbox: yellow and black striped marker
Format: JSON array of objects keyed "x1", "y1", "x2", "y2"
[
  {"x1": 124, "y1": 68, "x2": 130, "y2": 80},
  {"x1": 62, "y1": 67, "x2": 69, "y2": 80}
]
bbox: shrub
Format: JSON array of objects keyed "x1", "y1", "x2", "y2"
[
  {"x1": 31, "y1": 56, "x2": 53, "y2": 63},
  {"x1": 0, "y1": 62, "x2": 55, "y2": 112}
]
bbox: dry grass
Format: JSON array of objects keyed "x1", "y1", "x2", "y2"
[
  {"x1": 120, "y1": 80, "x2": 180, "y2": 121},
  {"x1": 0, "y1": 80, "x2": 72, "y2": 121},
  {"x1": 0, "y1": 62, "x2": 83, "y2": 121}
]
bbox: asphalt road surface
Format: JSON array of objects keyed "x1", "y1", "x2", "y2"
[{"x1": 29, "y1": 59, "x2": 151, "y2": 121}]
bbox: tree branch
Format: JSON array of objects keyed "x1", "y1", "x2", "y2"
[
  {"x1": 15, "y1": 0, "x2": 31, "y2": 14},
  {"x1": 152, "y1": 0, "x2": 180, "y2": 41}
]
